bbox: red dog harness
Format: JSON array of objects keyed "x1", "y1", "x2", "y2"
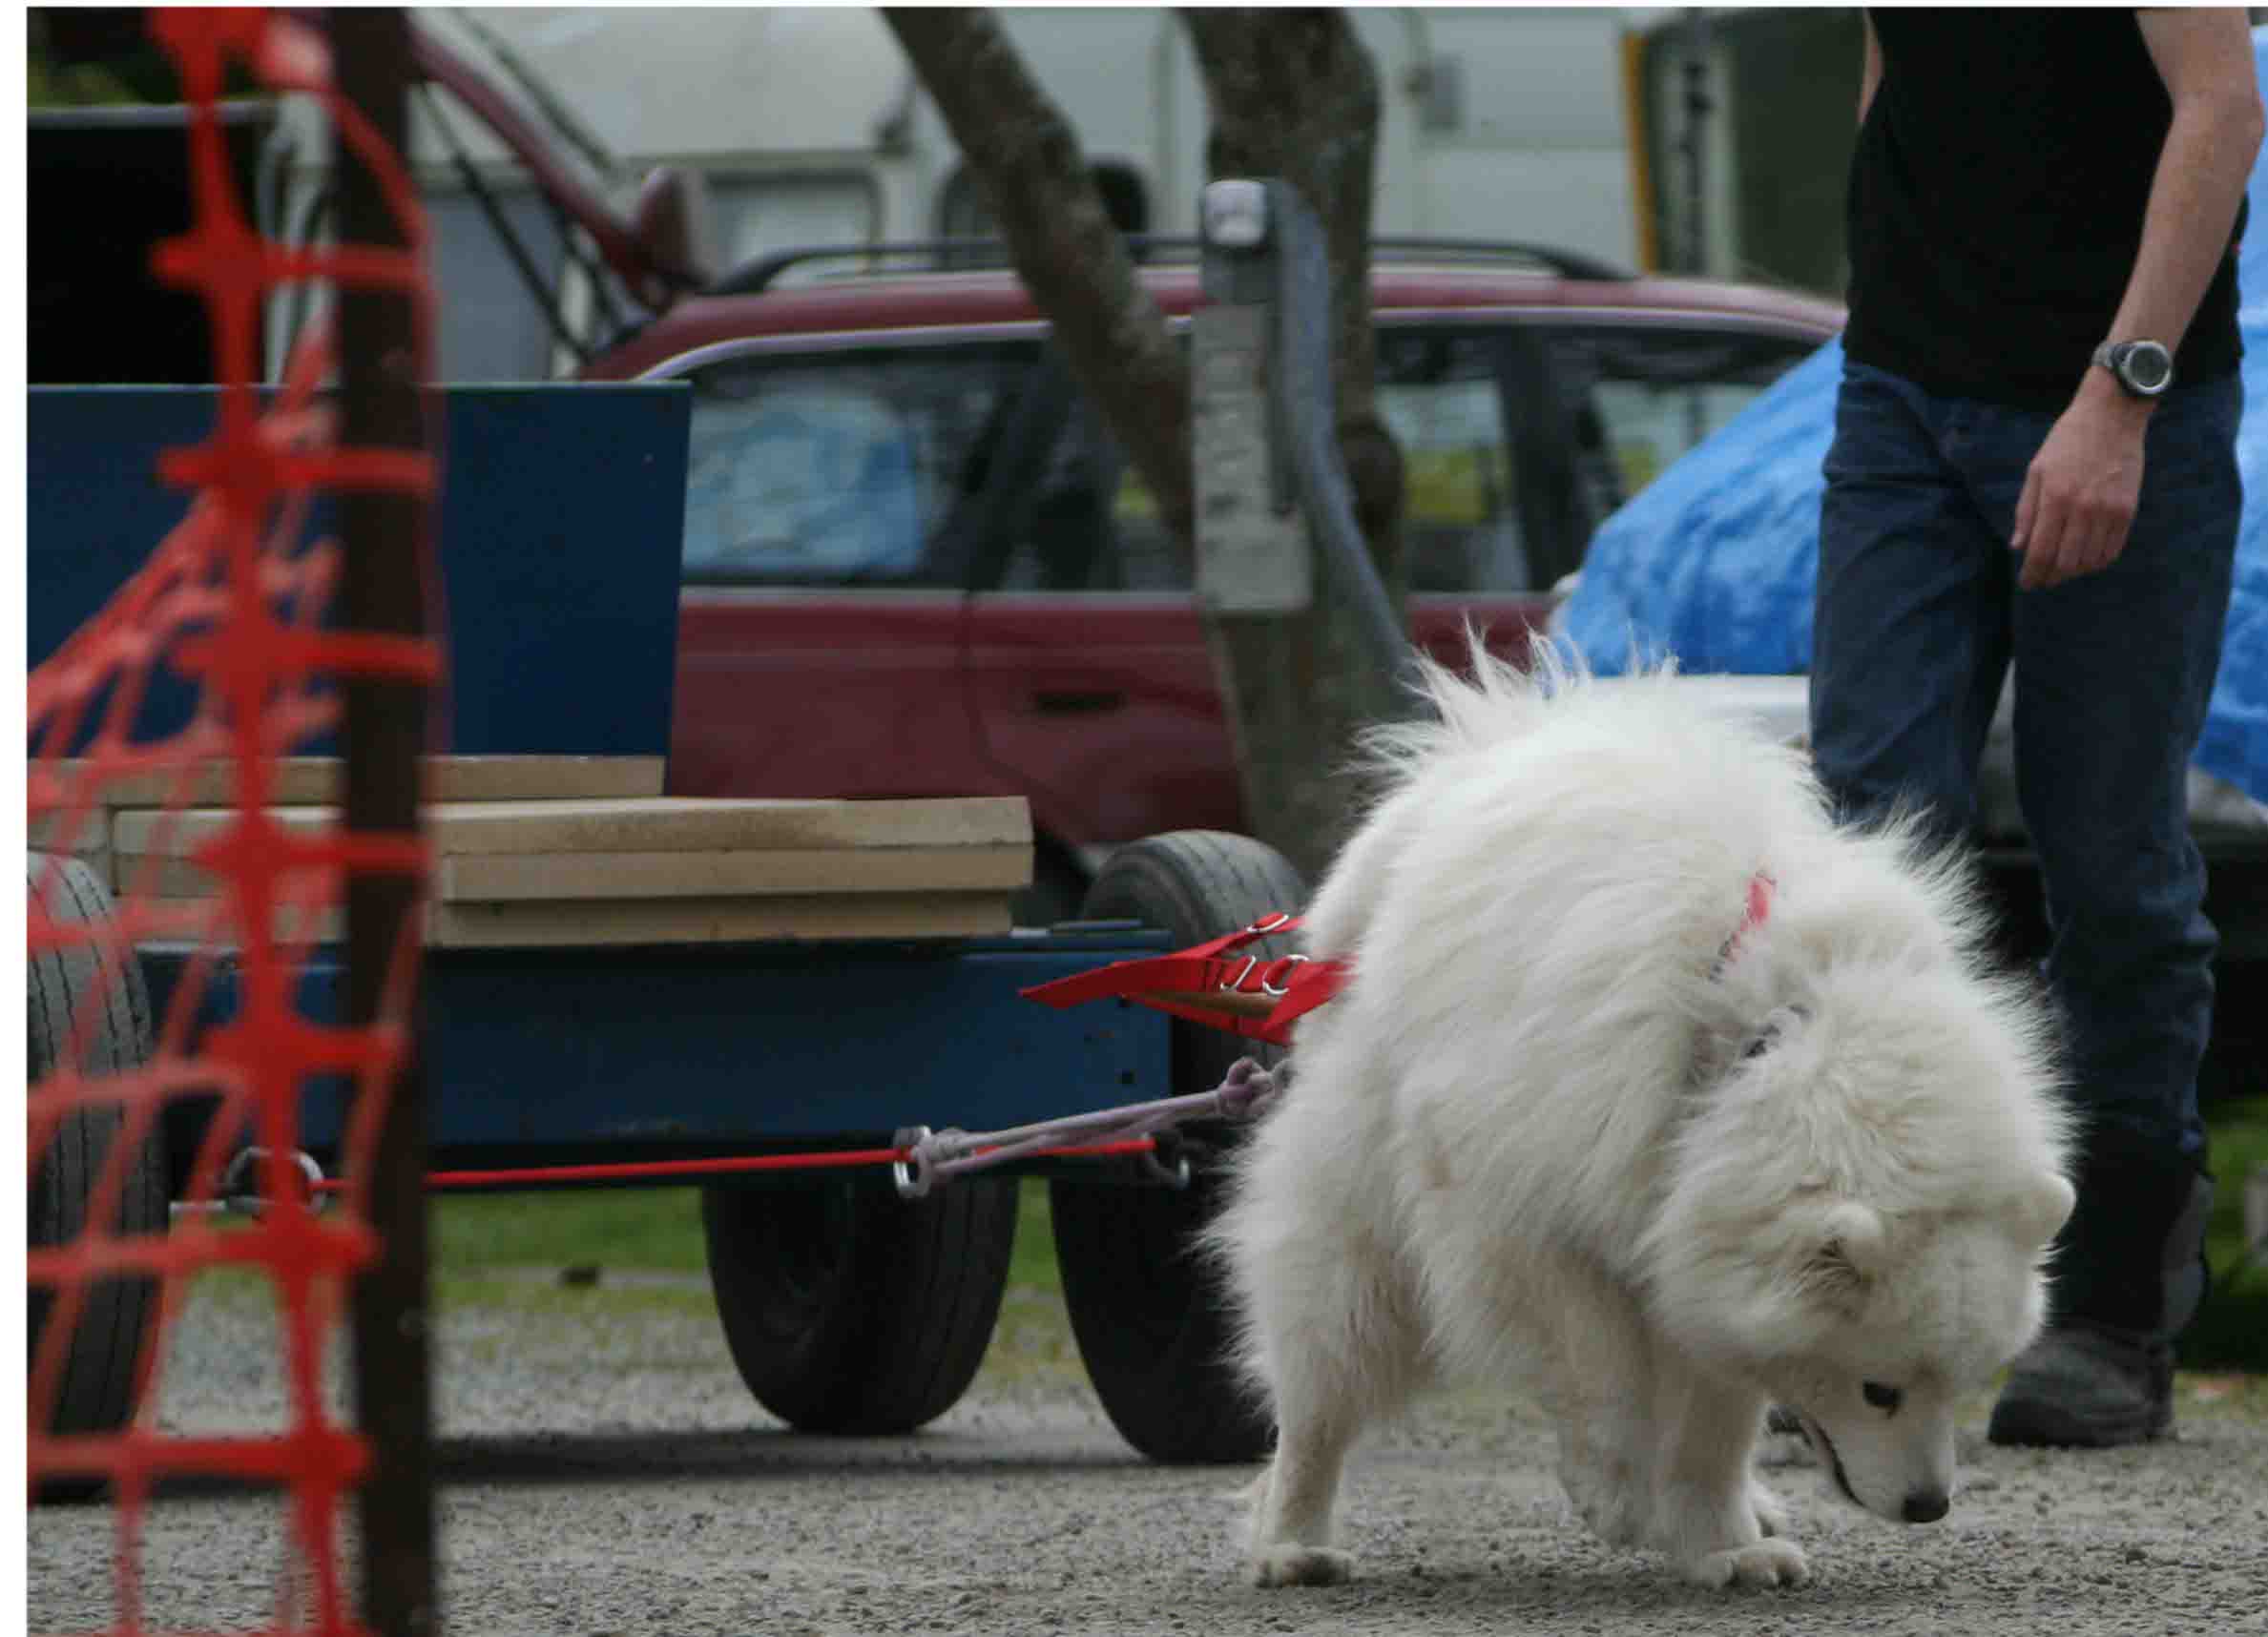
[
  {"x1": 1019, "y1": 913, "x2": 1350, "y2": 1046},
  {"x1": 1021, "y1": 870, "x2": 1777, "y2": 1047}
]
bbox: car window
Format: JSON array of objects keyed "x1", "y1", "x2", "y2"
[
  {"x1": 680, "y1": 345, "x2": 1031, "y2": 586},
  {"x1": 989, "y1": 390, "x2": 1143, "y2": 591},
  {"x1": 961, "y1": 319, "x2": 1821, "y2": 600},
  {"x1": 1376, "y1": 329, "x2": 1532, "y2": 595},
  {"x1": 1547, "y1": 325, "x2": 1817, "y2": 505},
  {"x1": 1070, "y1": 325, "x2": 1540, "y2": 597}
]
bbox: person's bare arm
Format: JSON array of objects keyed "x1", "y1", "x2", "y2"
[{"x1": 2012, "y1": 8, "x2": 2262, "y2": 591}]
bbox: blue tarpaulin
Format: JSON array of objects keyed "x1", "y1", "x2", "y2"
[{"x1": 1560, "y1": 30, "x2": 2268, "y2": 807}]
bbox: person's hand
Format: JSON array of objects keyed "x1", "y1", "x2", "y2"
[{"x1": 2010, "y1": 381, "x2": 2153, "y2": 590}]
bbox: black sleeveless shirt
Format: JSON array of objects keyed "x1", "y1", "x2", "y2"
[{"x1": 1843, "y1": 8, "x2": 2246, "y2": 410}]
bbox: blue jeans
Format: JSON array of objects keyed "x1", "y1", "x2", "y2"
[{"x1": 1811, "y1": 360, "x2": 2240, "y2": 1337}]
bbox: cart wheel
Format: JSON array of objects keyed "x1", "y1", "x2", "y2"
[
  {"x1": 1049, "y1": 830, "x2": 1304, "y2": 1464},
  {"x1": 28, "y1": 854, "x2": 168, "y2": 1504},
  {"x1": 702, "y1": 1169, "x2": 1017, "y2": 1435}
]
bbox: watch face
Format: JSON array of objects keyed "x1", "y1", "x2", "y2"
[{"x1": 2122, "y1": 342, "x2": 2174, "y2": 394}]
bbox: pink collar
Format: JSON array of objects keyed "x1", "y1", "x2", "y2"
[{"x1": 1715, "y1": 870, "x2": 1778, "y2": 976}]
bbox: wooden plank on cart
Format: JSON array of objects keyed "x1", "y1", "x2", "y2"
[
  {"x1": 427, "y1": 891, "x2": 1013, "y2": 946},
  {"x1": 108, "y1": 891, "x2": 1012, "y2": 946},
  {"x1": 114, "y1": 795, "x2": 1030, "y2": 859},
  {"x1": 435, "y1": 843, "x2": 1030, "y2": 901},
  {"x1": 110, "y1": 795, "x2": 1032, "y2": 944},
  {"x1": 47, "y1": 754, "x2": 667, "y2": 810}
]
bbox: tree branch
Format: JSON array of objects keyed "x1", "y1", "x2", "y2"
[{"x1": 883, "y1": 7, "x2": 1195, "y2": 550}]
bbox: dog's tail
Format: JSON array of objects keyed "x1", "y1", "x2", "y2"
[
  {"x1": 1301, "y1": 630, "x2": 1615, "y2": 960},
  {"x1": 1359, "y1": 624, "x2": 1637, "y2": 784}
]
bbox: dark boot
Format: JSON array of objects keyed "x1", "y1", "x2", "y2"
[
  {"x1": 1988, "y1": 1161, "x2": 2213, "y2": 1449},
  {"x1": 1987, "y1": 1322, "x2": 2174, "y2": 1447}
]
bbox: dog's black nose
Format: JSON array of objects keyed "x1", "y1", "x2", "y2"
[{"x1": 1902, "y1": 1488, "x2": 1949, "y2": 1524}]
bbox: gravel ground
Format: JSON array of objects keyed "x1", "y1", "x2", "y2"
[{"x1": 27, "y1": 1275, "x2": 2268, "y2": 1637}]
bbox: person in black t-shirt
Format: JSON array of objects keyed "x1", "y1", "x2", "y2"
[{"x1": 1810, "y1": 10, "x2": 2261, "y2": 1447}]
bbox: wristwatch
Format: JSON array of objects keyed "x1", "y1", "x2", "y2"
[{"x1": 2091, "y1": 339, "x2": 2175, "y2": 399}]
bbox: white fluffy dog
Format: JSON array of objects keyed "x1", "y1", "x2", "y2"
[{"x1": 1212, "y1": 640, "x2": 2075, "y2": 1591}]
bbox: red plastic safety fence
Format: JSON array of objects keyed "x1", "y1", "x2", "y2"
[{"x1": 27, "y1": 10, "x2": 440, "y2": 1636}]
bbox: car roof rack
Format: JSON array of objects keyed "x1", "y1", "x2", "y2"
[{"x1": 706, "y1": 236, "x2": 1634, "y2": 298}]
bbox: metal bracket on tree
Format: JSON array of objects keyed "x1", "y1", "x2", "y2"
[{"x1": 1193, "y1": 176, "x2": 1416, "y2": 691}]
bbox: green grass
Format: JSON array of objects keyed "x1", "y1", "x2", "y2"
[
  {"x1": 428, "y1": 1186, "x2": 714, "y2": 1276},
  {"x1": 2181, "y1": 1090, "x2": 2268, "y2": 1371},
  {"x1": 1006, "y1": 1178, "x2": 1063, "y2": 1290},
  {"x1": 419, "y1": 1177, "x2": 1067, "y2": 1287}
]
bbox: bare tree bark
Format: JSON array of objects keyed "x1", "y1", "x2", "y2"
[
  {"x1": 884, "y1": 6, "x2": 1406, "y2": 884},
  {"x1": 883, "y1": 8, "x2": 1195, "y2": 549}
]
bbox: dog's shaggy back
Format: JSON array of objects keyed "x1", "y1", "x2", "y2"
[
  {"x1": 1213, "y1": 637, "x2": 2076, "y2": 1588},
  {"x1": 1263, "y1": 634, "x2": 2069, "y2": 1364}
]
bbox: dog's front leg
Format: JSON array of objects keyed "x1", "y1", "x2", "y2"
[
  {"x1": 1246, "y1": 1407, "x2": 1360, "y2": 1587},
  {"x1": 1647, "y1": 1366, "x2": 1809, "y2": 1589},
  {"x1": 1540, "y1": 1272, "x2": 1660, "y2": 1549}
]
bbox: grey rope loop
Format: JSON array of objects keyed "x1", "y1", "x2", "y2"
[{"x1": 891, "y1": 1056, "x2": 1286, "y2": 1200}]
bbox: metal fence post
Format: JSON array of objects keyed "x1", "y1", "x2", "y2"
[{"x1": 332, "y1": 11, "x2": 437, "y2": 1637}]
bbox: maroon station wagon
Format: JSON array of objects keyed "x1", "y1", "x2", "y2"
[{"x1": 582, "y1": 249, "x2": 1845, "y2": 919}]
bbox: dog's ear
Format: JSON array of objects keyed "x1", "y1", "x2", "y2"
[
  {"x1": 2008, "y1": 1171, "x2": 2076, "y2": 1251},
  {"x1": 1804, "y1": 1199, "x2": 1886, "y2": 1295}
]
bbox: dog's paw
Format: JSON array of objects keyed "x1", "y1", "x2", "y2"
[
  {"x1": 1681, "y1": 1538, "x2": 1809, "y2": 1590},
  {"x1": 1559, "y1": 1453, "x2": 1648, "y2": 1547},
  {"x1": 1749, "y1": 1479, "x2": 1791, "y2": 1540},
  {"x1": 1570, "y1": 1484, "x2": 1648, "y2": 1548},
  {"x1": 1249, "y1": 1545, "x2": 1357, "y2": 1588}
]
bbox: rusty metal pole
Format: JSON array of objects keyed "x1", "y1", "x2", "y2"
[{"x1": 331, "y1": 11, "x2": 436, "y2": 1637}]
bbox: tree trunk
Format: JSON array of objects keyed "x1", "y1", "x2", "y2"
[
  {"x1": 1180, "y1": 8, "x2": 1407, "y2": 881},
  {"x1": 884, "y1": 7, "x2": 1406, "y2": 884},
  {"x1": 882, "y1": 9, "x2": 1194, "y2": 549}
]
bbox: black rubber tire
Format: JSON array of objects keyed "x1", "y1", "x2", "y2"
[
  {"x1": 1009, "y1": 839, "x2": 1090, "y2": 930},
  {"x1": 702, "y1": 1169, "x2": 1018, "y2": 1435},
  {"x1": 28, "y1": 853, "x2": 168, "y2": 1504},
  {"x1": 1048, "y1": 830, "x2": 1306, "y2": 1464}
]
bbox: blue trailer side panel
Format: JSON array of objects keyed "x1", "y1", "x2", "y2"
[
  {"x1": 26, "y1": 383, "x2": 690, "y2": 758},
  {"x1": 140, "y1": 934, "x2": 1176, "y2": 1154}
]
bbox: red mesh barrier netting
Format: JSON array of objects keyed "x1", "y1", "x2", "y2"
[{"x1": 28, "y1": 10, "x2": 441, "y2": 1633}]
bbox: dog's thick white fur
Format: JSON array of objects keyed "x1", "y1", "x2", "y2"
[{"x1": 1212, "y1": 639, "x2": 2076, "y2": 1591}]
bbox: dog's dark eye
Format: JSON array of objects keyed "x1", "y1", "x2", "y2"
[{"x1": 1862, "y1": 1381, "x2": 1903, "y2": 1413}]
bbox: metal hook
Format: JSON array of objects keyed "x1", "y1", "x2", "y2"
[
  {"x1": 218, "y1": 1146, "x2": 327, "y2": 1216},
  {"x1": 1258, "y1": 954, "x2": 1310, "y2": 997},
  {"x1": 891, "y1": 1127, "x2": 936, "y2": 1200}
]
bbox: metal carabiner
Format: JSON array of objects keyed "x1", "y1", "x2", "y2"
[
  {"x1": 218, "y1": 1146, "x2": 327, "y2": 1217},
  {"x1": 1219, "y1": 955, "x2": 1260, "y2": 993},
  {"x1": 891, "y1": 1126, "x2": 936, "y2": 1200},
  {"x1": 1140, "y1": 1141, "x2": 1193, "y2": 1191},
  {"x1": 1257, "y1": 954, "x2": 1310, "y2": 997}
]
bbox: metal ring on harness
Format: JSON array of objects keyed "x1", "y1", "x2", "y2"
[
  {"x1": 1244, "y1": 912, "x2": 1295, "y2": 936},
  {"x1": 891, "y1": 1126, "x2": 936, "y2": 1200},
  {"x1": 1258, "y1": 954, "x2": 1310, "y2": 997},
  {"x1": 1220, "y1": 955, "x2": 1260, "y2": 992},
  {"x1": 1140, "y1": 1142, "x2": 1193, "y2": 1190},
  {"x1": 219, "y1": 1146, "x2": 327, "y2": 1216}
]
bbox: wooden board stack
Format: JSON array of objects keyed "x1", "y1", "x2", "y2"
[{"x1": 41, "y1": 757, "x2": 1033, "y2": 947}]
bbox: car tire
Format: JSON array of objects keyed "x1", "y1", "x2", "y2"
[
  {"x1": 1047, "y1": 829, "x2": 1304, "y2": 1465},
  {"x1": 701, "y1": 1170, "x2": 1018, "y2": 1435},
  {"x1": 28, "y1": 854, "x2": 168, "y2": 1504}
]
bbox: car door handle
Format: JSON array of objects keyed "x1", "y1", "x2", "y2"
[{"x1": 1031, "y1": 689, "x2": 1125, "y2": 715}]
